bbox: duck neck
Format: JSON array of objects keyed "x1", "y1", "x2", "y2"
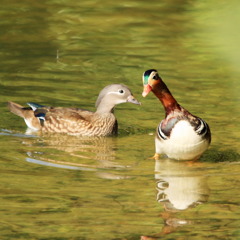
[
  {"x1": 95, "y1": 99, "x2": 115, "y2": 114},
  {"x1": 152, "y1": 81, "x2": 181, "y2": 114}
]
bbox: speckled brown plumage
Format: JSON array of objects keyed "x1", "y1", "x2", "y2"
[
  {"x1": 41, "y1": 109, "x2": 117, "y2": 136},
  {"x1": 8, "y1": 84, "x2": 140, "y2": 136}
]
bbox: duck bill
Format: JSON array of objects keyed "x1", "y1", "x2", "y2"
[
  {"x1": 127, "y1": 95, "x2": 141, "y2": 105},
  {"x1": 142, "y1": 84, "x2": 152, "y2": 97}
]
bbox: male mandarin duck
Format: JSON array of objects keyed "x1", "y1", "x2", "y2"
[
  {"x1": 142, "y1": 69, "x2": 211, "y2": 161},
  {"x1": 8, "y1": 84, "x2": 140, "y2": 136}
]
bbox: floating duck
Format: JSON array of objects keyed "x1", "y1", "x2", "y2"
[
  {"x1": 142, "y1": 69, "x2": 211, "y2": 160},
  {"x1": 8, "y1": 84, "x2": 140, "y2": 136}
]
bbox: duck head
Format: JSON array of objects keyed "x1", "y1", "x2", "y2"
[
  {"x1": 142, "y1": 69, "x2": 162, "y2": 97},
  {"x1": 95, "y1": 84, "x2": 140, "y2": 113}
]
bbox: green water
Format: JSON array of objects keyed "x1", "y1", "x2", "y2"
[{"x1": 0, "y1": 0, "x2": 240, "y2": 239}]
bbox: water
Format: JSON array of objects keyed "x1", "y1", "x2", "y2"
[{"x1": 0, "y1": 0, "x2": 240, "y2": 239}]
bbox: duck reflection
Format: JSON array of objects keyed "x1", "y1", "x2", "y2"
[
  {"x1": 141, "y1": 159, "x2": 209, "y2": 239},
  {"x1": 155, "y1": 159, "x2": 209, "y2": 211},
  {"x1": 24, "y1": 132, "x2": 130, "y2": 178}
]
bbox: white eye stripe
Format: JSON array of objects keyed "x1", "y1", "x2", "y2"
[
  {"x1": 106, "y1": 90, "x2": 125, "y2": 95},
  {"x1": 150, "y1": 71, "x2": 158, "y2": 80}
]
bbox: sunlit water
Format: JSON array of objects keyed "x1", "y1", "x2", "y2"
[{"x1": 0, "y1": 0, "x2": 239, "y2": 240}]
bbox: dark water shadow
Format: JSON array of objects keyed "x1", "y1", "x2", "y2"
[{"x1": 200, "y1": 148, "x2": 240, "y2": 163}]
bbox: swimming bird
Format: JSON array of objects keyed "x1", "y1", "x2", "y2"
[
  {"x1": 8, "y1": 84, "x2": 140, "y2": 136},
  {"x1": 142, "y1": 69, "x2": 211, "y2": 160}
]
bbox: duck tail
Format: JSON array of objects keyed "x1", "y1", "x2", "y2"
[
  {"x1": 7, "y1": 101, "x2": 27, "y2": 118},
  {"x1": 7, "y1": 101, "x2": 42, "y2": 130}
]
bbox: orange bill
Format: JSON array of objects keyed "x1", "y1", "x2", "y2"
[{"x1": 142, "y1": 84, "x2": 152, "y2": 97}]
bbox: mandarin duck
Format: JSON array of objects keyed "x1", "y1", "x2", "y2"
[
  {"x1": 8, "y1": 84, "x2": 140, "y2": 136},
  {"x1": 142, "y1": 69, "x2": 211, "y2": 161}
]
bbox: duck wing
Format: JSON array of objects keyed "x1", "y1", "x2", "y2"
[{"x1": 27, "y1": 103, "x2": 95, "y2": 134}]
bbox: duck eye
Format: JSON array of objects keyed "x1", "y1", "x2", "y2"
[{"x1": 118, "y1": 89, "x2": 125, "y2": 94}]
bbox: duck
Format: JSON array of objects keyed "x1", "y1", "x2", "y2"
[
  {"x1": 142, "y1": 69, "x2": 211, "y2": 161},
  {"x1": 8, "y1": 84, "x2": 140, "y2": 137}
]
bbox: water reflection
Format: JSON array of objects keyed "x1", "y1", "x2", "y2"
[
  {"x1": 22, "y1": 132, "x2": 132, "y2": 179},
  {"x1": 24, "y1": 133, "x2": 115, "y2": 166},
  {"x1": 155, "y1": 159, "x2": 209, "y2": 211},
  {"x1": 142, "y1": 159, "x2": 210, "y2": 239}
]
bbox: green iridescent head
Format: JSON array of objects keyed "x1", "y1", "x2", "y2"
[
  {"x1": 142, "y1": 69, "x2": 160, "y2": 85},
  {"x1": 142, "y1": 69, "x2": 161, "y2": 97}
]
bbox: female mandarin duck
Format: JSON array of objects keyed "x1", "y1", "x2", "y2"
[
  {"x1": 8, "y1": 84, "x2": 140, "y2": 136},
  {"x1": 142, "y1": 69, "x2": 211, "y2": 161}
]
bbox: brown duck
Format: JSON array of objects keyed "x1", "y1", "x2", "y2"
[
  {"x1": 8, "y1": 84, "x2": 140, "y2": 136},
  {"x1": 142, "y1": 69, "x2": 211, "y2": 161}
]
